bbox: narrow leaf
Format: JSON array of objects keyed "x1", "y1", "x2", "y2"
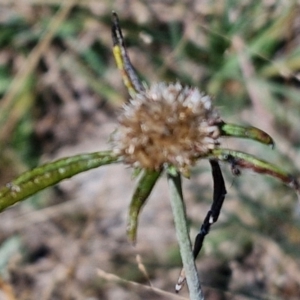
[
  {"x1": 127, "y1": 169, "x2": 161, "y2": 243},
  {"x1": 208, "y1": 148, "x2": 300, "y2": 193},
  {"x1": 193, "y1": 160, "x2": 227, "y2": 260},
  {"x1": 219, "y1": 122, "x2": 274, "y2": 147},
  {"x1": 0, "y1": 151, "x2": 119, "y2": 212},
  {"x1": 111, "y1": 12, "x2": 144, "y2": 95}
]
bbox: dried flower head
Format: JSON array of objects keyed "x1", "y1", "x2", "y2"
[{"x1": 112, "y1": 82, "x2": 222, "y2": 174}]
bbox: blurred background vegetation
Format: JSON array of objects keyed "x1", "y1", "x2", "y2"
[{"x1": 0, "y1": 0, "x2": 300, "y2": 299}]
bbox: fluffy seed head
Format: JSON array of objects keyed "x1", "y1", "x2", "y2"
[{"x1": 112, "y1": 82, "x2": 221, "y2": 174}]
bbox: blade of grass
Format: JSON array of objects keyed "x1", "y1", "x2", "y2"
[{"x1": 0, "y1": 0, "x2": 76, "y2": 142}]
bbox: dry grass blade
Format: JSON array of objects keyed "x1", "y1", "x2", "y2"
[{"x1": 97, "y1": 268, "x2": 189, "y2": 300}]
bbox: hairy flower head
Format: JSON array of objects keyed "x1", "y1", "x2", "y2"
[{"x1": 112, "y1": 82, "x2": 221, "y2": 174}]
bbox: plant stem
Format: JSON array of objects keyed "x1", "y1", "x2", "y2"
[{"x1": 167, "y1": 171, "x2": 204, "y2": 300}]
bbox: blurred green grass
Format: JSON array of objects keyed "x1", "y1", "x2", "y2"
[{"x1": 0, "y1": 1, "x2": 300, "y2": 299}]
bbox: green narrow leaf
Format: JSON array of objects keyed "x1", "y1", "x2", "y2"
[
  {"x1": 127, "y1": 169, "x2": 161, "y2": 243},
  {"x1": 0, "y1": 151, "x2": 119, "y2": 212},
  {"x1": 219, "y1": 122, "x2": 274, "y2": 147},
  {"x1": 207, "y1": 148, "x2": 300, "y2": 193}
]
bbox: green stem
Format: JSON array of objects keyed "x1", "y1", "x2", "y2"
[{"x1": 167, "y1": 170, "x2": 204, "y2": 300}]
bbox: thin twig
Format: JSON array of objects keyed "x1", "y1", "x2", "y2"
[{"x1": 97, "y1": 268, "x2": 189, "y2": 300}]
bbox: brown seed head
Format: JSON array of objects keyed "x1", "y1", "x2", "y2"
[{"x1": 112, "y1": 82, "x2": 221, "y2": 174}]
